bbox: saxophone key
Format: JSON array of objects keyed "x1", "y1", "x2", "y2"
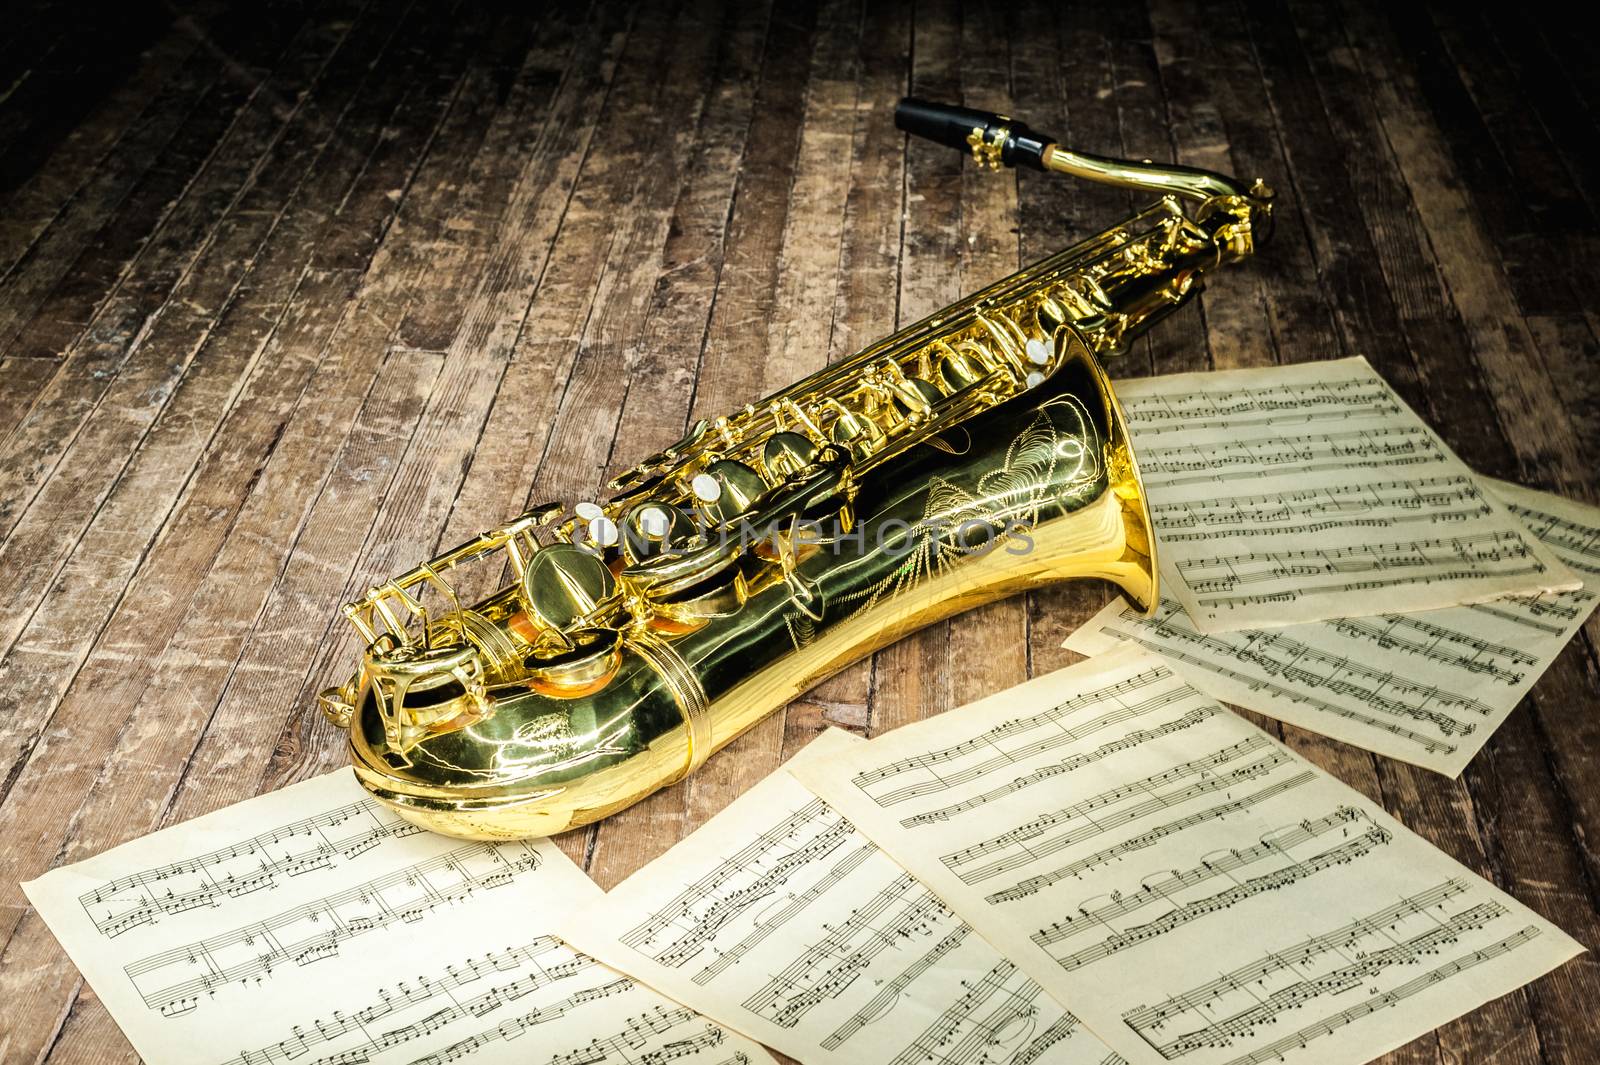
[{"x1": 690, "y1": 459, "x2": 766, "y2": 525}]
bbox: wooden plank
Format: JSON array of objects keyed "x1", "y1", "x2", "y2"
[
  {"x1": 0, "y1": 0, "x2": 503, "y2": 1042},
  {"x1": 1330, "y1": 4, "x2": 1586, "y2": 492},
  {"x1": 156, "y1": 4, "x2": 583, "y2": 821},
  {"x1": 0, "y1": 4, "x2": 279, "y2": 358},
  {"x1": 561, "y1": 0, "x2": 776, "y2": 862},
  {"x1": 783, "y1": 0, "x2": 908, "y2": 746},
  {"x1": 40, "y1": 349, "x2": 447, "y2": 1065},
  {"x1": 0, "y1": 3, "x2": 220, "y2": 282},
  {"x1": 1414, "y1": 5, "x2": 1594, "y2": 318},
  {"x1": 0, "y1": 2, "x2": 420, "y2": 697},
  {"x1": 1088, "y1": 2, "x2": 1301, "y2": 770},
  {"x1": 0, "y1": 3, "x2": 303, "y2": 389},
  {"x1": 669, "y1": 0, "x2": 822, "y2": 790},
  {"x1": 1424, "y1": 5, "x2": 1600, "y2": 464},
  {"x1": 0, "y1": 5, "x2": 171, "y2": 196},
  {"x1": 1143, "y1": 1, "x2": 1272, "y2": 371},
  {"x1": 0, "y1": 2, "x2": 545, "y2": 1055},
  {"x1": 0, "y1": 0, "x2": 417, "y2": 813},
  {"x1": 0, "y1": 8, "x2": 364, "y2": 546},
  {"x1": 948, "y1": 8, "x2": 1028, "y2": 708},
  {"x1": 256, "y1": 0, "x2": 626, "y2": 836},
  {"x1": 0, "y1": 0, "x2": 496, "y2": 893}
]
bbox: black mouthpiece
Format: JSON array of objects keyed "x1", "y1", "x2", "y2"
[{"x1": 894, "y1": 97, "x2": 1052, "y2": 170}]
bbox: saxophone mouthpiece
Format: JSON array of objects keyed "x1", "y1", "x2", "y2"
[
  {"x1": 897, "y1": 96, "x2": 1272, "y2": 218},
  {"x1": 895, "y1": 97, "x2": 1051, "y2": 171}
]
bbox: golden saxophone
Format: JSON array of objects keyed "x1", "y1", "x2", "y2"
[{"x1": 319, "y1": 99, "x2": 1272, "y2": 839}]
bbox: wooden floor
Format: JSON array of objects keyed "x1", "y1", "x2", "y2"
[{"x1": 2, "y1": 1, "x2": 1598, "y2": 1061}]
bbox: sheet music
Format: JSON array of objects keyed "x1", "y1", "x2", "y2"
[
  {"x1": 1065, "y1": 478, "x2": 1600, "y2": 775},
  {"x1": 1116, "y1": 358, "x2": 1578, "y2": 631},
  {"x1": 558, "y1": 730, "x2": 1122, "y2": 1065},
  {"x1": 22, "y1": 769, "x2": 774, "y2": 1065},
  {"x1": 789, "y1": 651, "x2": 1582, "y2": 1065}
]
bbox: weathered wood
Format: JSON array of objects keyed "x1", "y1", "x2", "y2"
[
  {"x1": 1, "y1": 3, "x2": 1596, "y2": 1062},
  {"x1": 0, "y1": 4, "x2": 274, "y2": 362},
  {"x1": 0, "y1": 3, "x2": 420, "y2": 744},
  {"x1": 0, "y1": 6, "x2": 511, "y2": 1056},
  {"x1": 0, "y1": 10, "x2": 348, "y2": 501}
]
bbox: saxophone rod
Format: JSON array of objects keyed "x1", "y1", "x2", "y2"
[{"x1": 894, "y1": 96, "x2": 1263, "y2": 203}]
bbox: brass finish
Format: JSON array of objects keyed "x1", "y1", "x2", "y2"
[
  {"x1": 319, "y1": 100, "x2": 1272, "y2": 839},
  {"x1": 966, "y1": 124, "x2": 1008, "y2": 170}
]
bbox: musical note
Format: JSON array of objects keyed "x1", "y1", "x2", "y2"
[
  {"x1": 559, "y1": 730, "x2": 1123, "y2": 1065},
  {"x1": 789, "y1": 652, "x2": 1582, "y2": 1065},
  {"x1": 1065, "y1": 477, "x2": 1600, "y2": 776},
  {"x1": 1111, "y1": 358, "x2": 1578, "y2": 631},
  {"x1": 22, "y1": 769, "x2": 773, "y2": 1065}
]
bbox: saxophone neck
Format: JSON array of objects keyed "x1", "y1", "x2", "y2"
[{"x1": 895, "y1": 97, "x2": 1274, "y2": 261}]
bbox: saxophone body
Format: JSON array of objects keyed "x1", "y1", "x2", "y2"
[{"x1": 319, "y1": 100, "x2": 1272, "y2": 839}]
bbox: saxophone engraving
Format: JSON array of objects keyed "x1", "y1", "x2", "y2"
[{"x1": 318, "y1": 99, "x2": 1272, "y2": 839}]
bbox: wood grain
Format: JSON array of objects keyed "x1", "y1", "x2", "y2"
[{"x1": 0, "y1": 2, "x2": 1595, "y2": 1062}]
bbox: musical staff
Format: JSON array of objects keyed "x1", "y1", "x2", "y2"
[
  {"x1": 941, "y1": 741, "x2": 1297, "y2": 884},
  {"x1": 1150, "y1": 475, "x2": 1492, "y2": 543},
  {"x1": 1211, "y1": 928, "x2": 1543, "y2": 1065},
  {"x1": 406, "y1": 1002, "x2": 725, "y2": 1065},
  {"x1": 1111, "y1": 358, "x2": 1578, "y2": 631},
  {"x1": 1024, "y1": 808, "x2": 1369, "y2": 934},
  {"x1": 790, "y1": 651, "x2": 1582, "y2": 1065},
  {"x1": 1042, "y1": 828, "x2": 1393, "y2": 972},
  {"x1": 1177, "y1": 531, "x2": 1547, "y2": 607},
  {"x1": 216, "y1": 937, "x2": 587, "y2": 1065},
  {"x1": 851, "y1": 667, "x2": 1192, "y2": 806},
  {"x1": 877, "y1": 960, "x2": 1065, "y2": 1065},
  {"x1": 741, "y1": 876, "x2": 945, "y2": 1024},
  {"x1": 618, "y1": 799, "x2": 855, "y2": 969},
  {"x1": 1505, "y1": 497, "x2": 1600, "y2": 572},
  {"x1": 559, "y1": 730, "x2": 1122, "y2": 1065},
  {"x1": 900, "y1": 707, "x2": 1220, "y2": 828},
  {"x1": 1118, "y1": 880, "x2": 1472, "y2": 1034},
  {"x1": 79, "y1": 798, "x2": 423, "y2": 938},
  {"x1": 1120, "y1": 375, "x2": 1399, "y2": 434},
  {"x1": 1065, "y1": 478, "x2": 1600, "y2": 776},
  {"x1": 126, "y1": 841, "x2": 541, "y2": 1015},
  {"x1": 1137, "y1": 425, "x2": 1443, "y2": 487},
  {"x1": 23, "y1": 769, "x2": 772, "y2": 1065}
]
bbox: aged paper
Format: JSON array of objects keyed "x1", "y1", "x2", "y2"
[
  {"x1": 1065, "y1": 478, "x2": 1600, "y2": 775},
  {"x1": 22, "y1": 769, "x2": 773, "y2": 1065},
  {"x1": 558, "y1": 730, "x2": 1123, "y2": 1065},
  {"x1": 1116, "y1": 357, "x2": 1578, "y2": 631},
  {"x1": 790, "y1": 651, "x2": 1582, "y2": 1065}
]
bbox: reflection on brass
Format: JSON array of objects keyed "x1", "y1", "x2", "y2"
[{"x1": 318, "y1": 98, "x2": 1273, "y2": 839}]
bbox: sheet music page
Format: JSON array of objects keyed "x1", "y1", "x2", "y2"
[
  {"x1": 1064, "y1": 478, "x2": 1600, "y2": 775},
  {"x1": 789, "y1": 650, "x2": 1582, "y2": 1065},
  {"x1": 21, "y1": 769, "x2": 774, "y2": 1065},
  {"x1": 1117, "y1": 357, "x2": 1578, "y2": 631},
  {"x1": 557, "y1": 730, "x2": 1123, "y2": 1065}
]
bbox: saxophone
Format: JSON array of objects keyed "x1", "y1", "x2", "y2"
[{"x1": 319, "y1": 99, "x2": 1272, "y2": 839}]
